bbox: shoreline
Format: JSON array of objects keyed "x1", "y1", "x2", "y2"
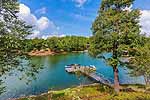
[
  {"x1": 28, "y1": 49, "x2": 87, "y2": 56},
  {"x1": 13, "y1": 83, "x2": 147, "y2": 100},
  {"x1": 13, "y1": 83, "x2": 99, "y2": 100}
]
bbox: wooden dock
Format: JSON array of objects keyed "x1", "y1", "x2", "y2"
[
  {"x1": 65, "y1": 64, "x2": 96, "y2": 73},
  {"x1": 65, "y1": 64, "x2": 113, "y2": 87}
]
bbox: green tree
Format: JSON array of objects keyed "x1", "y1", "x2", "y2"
[
  {"x1": 0, "y1": 0, "x2": 32, "y2": 75},
  {"x1": 0, "y1": 0, "x2": 33, "y2": 94},
  {"x1": 47, "y1": 37, "x2": 60, "y2": 52},
  {"x1": 130, "y1": 43, "x2": 150, "y2": 86},
  {"x1": 89, "y1": 0, "x2": 140, "y2": 92}
]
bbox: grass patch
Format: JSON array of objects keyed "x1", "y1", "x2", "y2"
[{"x1": 17, "y1": 84, "x2": 150, "y2": 100}]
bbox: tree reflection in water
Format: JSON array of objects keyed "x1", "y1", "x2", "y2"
[{"x1": 0, "y1": 55, "x2": 44, "y2": 95}]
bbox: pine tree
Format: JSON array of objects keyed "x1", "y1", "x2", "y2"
[
  {"x1": 130, "y1": 42, "x2": 150, "y2": 86},
  {"x1": 0, "y1": 0, "x2": 33, "y2": 94},
  {"x1": 90, "y1": 0, "x2": 140, "y2": 92}
]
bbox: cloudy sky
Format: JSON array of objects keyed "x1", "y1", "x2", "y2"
[{"x1": 18, "y1": 0, "x2": 150, "y2": 38}]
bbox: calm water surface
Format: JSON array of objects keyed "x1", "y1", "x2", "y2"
[{"x1": 0, "y1": 53, "x2": 145, "y2": 100}]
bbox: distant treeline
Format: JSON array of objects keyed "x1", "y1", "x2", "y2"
[{"x1": 23, "y1": 36, "x2": 90, "y2": 52}]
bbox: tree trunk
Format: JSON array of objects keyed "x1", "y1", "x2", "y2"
[
  {"x1": 48, "y1": 91, "x2": 53, "y2": 100},
  {"x1": 144, "y1": 75, "x2": 150, "y2": 86},
  {"x1": 113, "y1": 66, "x2": 120, "y2": 93}
]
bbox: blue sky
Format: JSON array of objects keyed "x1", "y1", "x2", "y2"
[{"x1": 18, "y1": 0, "x2": 150, "y2": 38}]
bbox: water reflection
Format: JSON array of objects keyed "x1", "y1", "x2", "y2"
[{"x1": 0, "y1": 56, "x2": 44, "y2": 95}]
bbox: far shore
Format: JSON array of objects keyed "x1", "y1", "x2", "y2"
[
  {"x1": 28, "y1": 49, "x2": 87, "y2": 56},
  {"x1": 28, "y1": 49, "x2": 55, "y2": 56}
]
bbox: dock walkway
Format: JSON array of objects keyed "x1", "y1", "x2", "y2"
[{"x1": 65, "y1": 64, "x2": 113, "y2": 87}]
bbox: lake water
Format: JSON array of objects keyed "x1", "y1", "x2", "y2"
[{"x1": 0, "y1": 53, "x2": 145, "y2": 100}]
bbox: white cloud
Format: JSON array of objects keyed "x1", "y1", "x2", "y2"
[
  {"x1": 121, "y1": 5, "x2": 150, "y2": 36},
  {"x1": 27, "y1": 30, "x2": 40, "y2": 39},
  {"x1": 17, "y1": 4, "x2": 37, "y2": 26},
  {"x1": 41, "y1": 34, "x2": 66, "y2": 39},
  {"x1": 18, "y1": 3, "x2": 150, "y2": 38},
  {"x1": 140, "y1": 10, "x2": 150, "y2": 36},
  {"x1": 19, "y1": 4, "x2": 31, "y2": 15},
  {"x1": 123, "y1": 5, "x2": 132, "y2": 12},
  {"x1": 73, "y1": 0, "x2": 87, "y2": 7},
  {"x1": 122, "y1": 5, "x2": 150, "y2": 36},
  {"x1": 17, "y1": 4, "x2": 59, "y2": 39},
  {"x1": 28, "y1": 31, "x2": 66, "y2": 39},
  {"x1": 35, "y1": 7, "x2": 47, "y2": 14},
  {"x1": 37, "y1": 17, "x2": 50, "y2": 31}
]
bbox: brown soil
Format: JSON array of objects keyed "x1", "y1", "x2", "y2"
[{"x1": 28, "y1": 49, "x2": 55, "y2": 56}]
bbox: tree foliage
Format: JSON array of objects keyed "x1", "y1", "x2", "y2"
[
  {"x1": 0, "y1": 0, "x2": 32, "y2": 75},
  {"x1": 0, "y1": 0, "x2": 34, "y2": 94},
  {"x1": 130, "y1": 40, "x2": 150, "y2": 86},
  {"x1": 23, "y1": 36, "x2": 89, "y2": 52},
  {"x1": 89, "y1": 0, "x2": 141, "y2": 92}
]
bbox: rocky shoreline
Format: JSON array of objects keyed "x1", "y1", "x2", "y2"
[
  {"x1": 28, "y1": 49, "x2": 87, "y2": 56},
  {"x1": 28, "y1": 49, "x2": 56, "y2": 56}
]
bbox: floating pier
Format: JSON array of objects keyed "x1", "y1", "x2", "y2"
[
  {"x1": 65, "y1": 64, "x2": 113, "y2": 87},
  {"x1": 65, "y1": 64, "x2": 96, "y2": 73}
]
